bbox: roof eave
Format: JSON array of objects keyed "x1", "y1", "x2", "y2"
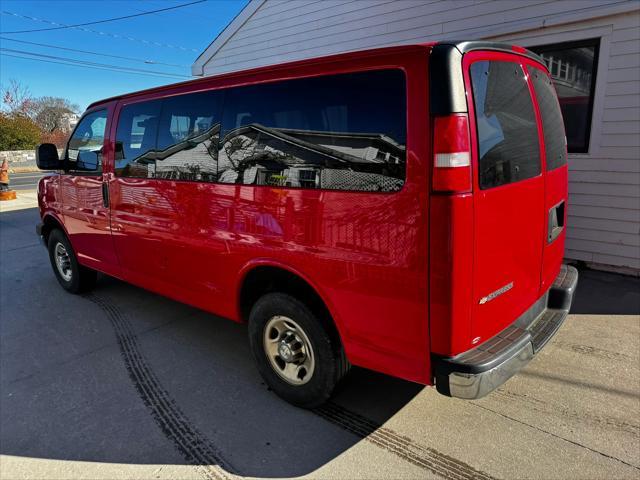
[{"x1": 191, "y1": 0, "x2": 266, "y2": 77}]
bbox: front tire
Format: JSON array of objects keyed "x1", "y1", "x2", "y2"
[
  {"x1": 248, "y1": 293, "x2": 349, "y2": 408},
  {"x1": 47, "y1": 229, "x2": 97, "y2": 294}
]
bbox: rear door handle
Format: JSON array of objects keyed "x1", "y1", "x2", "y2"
[
  {"x1": 548, "y1": 200, "x2": 565, "y2": 243},
  {"x1": 102, "y1": 182, "x2": 109, "y2": 208}
]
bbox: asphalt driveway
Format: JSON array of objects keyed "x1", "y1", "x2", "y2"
[{"x1": 1, "y1": 206, "x2": 639, "y2": 480}]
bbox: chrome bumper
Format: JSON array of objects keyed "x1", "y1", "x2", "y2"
[{"x1": 433, "y1": 264, "x2": 579, "y2": 400}]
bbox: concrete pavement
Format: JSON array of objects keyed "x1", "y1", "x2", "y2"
[
  {"x1": 1, "y1": 207, "x2": 639, "y2": 480},
  {"x1": 0, "y1": 189, "x2": 38, "y2": 214}
]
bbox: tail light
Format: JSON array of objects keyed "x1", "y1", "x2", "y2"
[{"x1": 432, "y1": 114, "x2": 472, "y2": 192}]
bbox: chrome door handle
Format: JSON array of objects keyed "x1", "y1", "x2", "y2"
[{"x1": 102, "y1": 182, "x2": 109, "y2": 208}]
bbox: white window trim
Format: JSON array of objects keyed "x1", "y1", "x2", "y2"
[{"x1": 489, "y1": 23, "x2": 613, "y2": 159}]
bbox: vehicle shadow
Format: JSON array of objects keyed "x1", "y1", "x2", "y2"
[
  {"x1": 1, "y1": 207, "x2": 425, "y2": 479},
  {"x1": 569, "y1": 265, "x2": 640, "y2": 315}
]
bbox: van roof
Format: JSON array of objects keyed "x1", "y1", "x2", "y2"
[{"x1": 86, "y1": 41, "x2": 545, "y2": 110}]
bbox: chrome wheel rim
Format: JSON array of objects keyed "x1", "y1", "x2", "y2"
[
  {"x1": 54, "y1": 242, "x2": 72, "y2": 282},
  {"x1": 263, "y1": 315, "x2": 315, "y2": 385}
]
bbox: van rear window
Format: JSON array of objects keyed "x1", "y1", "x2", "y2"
[
  {"x1": 529, "y1": 68, "x2": 568, "y2": 171},
  {"x1": 470, "y1": 61, "x2": 541, "y2": 189}
]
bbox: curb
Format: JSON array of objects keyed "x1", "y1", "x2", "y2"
[{"x1": 10, "y1": 167, "x2": 41, "y2": 174}]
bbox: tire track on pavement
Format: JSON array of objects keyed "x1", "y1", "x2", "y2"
[
  {"x1": 88, "y1": 293, "x2": 496, "y2": 480},
  {"x1": 314, "y1": 402, "x2": 498, "y2": 480},
  {"x1": 86, "y1": 294, "x2": 235, "y2": 480},
  {"x1": 471, "y1": 402, "x2": 640, "y2": 471},
  {"x1": 493, "y1": 389, "x2": 640, "y2": 435}
]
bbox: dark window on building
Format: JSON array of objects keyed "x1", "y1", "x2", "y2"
[
  {"x1": 470, "y1": 61, "x2": 541, "y2": 189},
  {"x1": 115, "y1": 100, "x2": 161, "y2": 178},
  {"x1": 155, "y1": 91, "x2": 222, "y2": 182},
  {"x1": 67, "y1": 109, "x2": 107, "y2": 173},
  {"x1": 530, "y1": 39, "x2": 599, "y2": 153},
  {"x1": 218, "y1": 69, "x2": 407, "y2": 192},
  {"x1": 529, "y1": 67, "x2": 568, "y2": 170}
]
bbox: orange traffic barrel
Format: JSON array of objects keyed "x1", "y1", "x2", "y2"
[{"x1": 0, "y1": 159, "x2": 17, "y2": 201}]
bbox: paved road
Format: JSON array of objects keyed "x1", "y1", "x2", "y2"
[
  {"x1": 1, "y1": 207, "x2": 639, "y2": 480},
  {"x1": 5, "y1": 171, "x2": 47, "y2": 191}
]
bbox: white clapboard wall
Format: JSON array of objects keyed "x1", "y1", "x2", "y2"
[{"x1": 193, "y1": 0, "x2": 640, "y2": 273}]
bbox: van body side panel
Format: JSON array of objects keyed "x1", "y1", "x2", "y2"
[
  {"x1": 38, "y1": 174, "x2": 62, "y2": 223},
  {"x1": 108, "y1": 48, "x2": 432, "y2": 385},
  {"x1": 429, "y1": 193, "x2": 474, "y2": 354}
]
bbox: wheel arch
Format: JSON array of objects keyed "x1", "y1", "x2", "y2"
[
  {"x1": 41, "y1": 213, "x2": 68, "y2": 245},
  {"x1": 237, "y1": 260, "x2": 347, "y2": 348}
]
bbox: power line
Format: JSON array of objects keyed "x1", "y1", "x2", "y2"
[
  {"x1": 0, "y1": 52, "x2": 190, "y2": 83},
  {"x1": 1, "y1": 0, "x2": 207, "y2": 34},
  {"x1": 0, "y1": 11, "x2": 200, "y2": 52},
  {"x1": 0, "y1": 36, "x2": 190, "y2": 68},
  {"x1": 0, "y1": 48, "x2": 191, "y2": 79},
  {"x1": 1, "y1": 52, "x2": 189, "y2": 81}
]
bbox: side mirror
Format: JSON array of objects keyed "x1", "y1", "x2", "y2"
[{"x1": 36, "y1": 143, "x2": 62, "y2": 170}]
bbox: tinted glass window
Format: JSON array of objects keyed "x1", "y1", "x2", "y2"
[
  {"x1": 67, "y1": 109, "x2": 107, "y2": 172},
  {"x1": 530, "y1": 39, "x2": 599, "y2": 153},
  {"x1": 529, "y1": 67, "x2": 568, "y2": 170},
  {"x1": 115, "y1": 100, "x2": 161, "y2": 177},
  {"x1": 155, "y1": 91, "x2": 222, "y2": 182},
  {"x1": 218, "y1": 69, "x2": 406, "y2": 192},
  {"x1": 470, "y1": 61, "x2": 541, "y2": 189}
]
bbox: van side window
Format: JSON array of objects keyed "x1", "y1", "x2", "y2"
[
  {"x1": 470, "y1": 61, "x2": 541, "y2": 189},
  {"x1": 155, "y1": 91, "x2": 222, "y2": 182},
  {"x1": 67, "y1": 109, "x2": 107, "y2": 173},
  {"x1": 115, "y1": 100, "x2": 161, "y2": 178},
  {"x1": 529, "y1": 68, "x2": 568, "y2": 171},
  {"x1": 218, "y1": 69, "x2": 406, "y2": 192}
]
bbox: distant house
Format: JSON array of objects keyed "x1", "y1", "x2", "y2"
[
  {"x1": 61, "y1": 112, "x2": 79, "y2": 132},
  {"x1": 217, "y1": 124, "x2": 405, "y2": 191},
  {"x1": 139, "y1": 122, "x2": 405, "y2": 191},
  {"x1": 192, "y1": 0, "x2": 640, "y2": 274}
]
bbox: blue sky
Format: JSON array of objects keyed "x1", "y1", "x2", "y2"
[{"x1": 0, "y1": 0, "x2": 247, "y2": 110}]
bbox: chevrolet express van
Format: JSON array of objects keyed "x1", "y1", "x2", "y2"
[{"x1": 36, "y1": 41, "x2": 578, "y2": 407}]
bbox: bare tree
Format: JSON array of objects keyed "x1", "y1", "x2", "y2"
[
  {"x1": 0, "y1": 79, "x2": 33, "y2": 116},
  {"x1": 30, "y1": 96, "x2": 80, "y2": 133}
]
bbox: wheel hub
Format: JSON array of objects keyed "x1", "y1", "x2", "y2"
[
  {"x1": 277, "y1": 332, "x2": 305, "y2": 363},
  {"x1": 54, "y1": 242, "x2": 72, "y2": 282},
  {"x1": 263, "y1": 316, "x2": 315, "y2": 385}
]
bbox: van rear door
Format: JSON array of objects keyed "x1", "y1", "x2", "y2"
[
  {"x1": 527, "y1": 65, "x2": 569, "y2": 294},
  {"x1": 464, "y1": 52, "x2": 547, "y2": 345}
]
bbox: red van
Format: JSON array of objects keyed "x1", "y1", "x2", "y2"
[{"x1": 36, "y1": 41, "x2": 578, "y2": 407}]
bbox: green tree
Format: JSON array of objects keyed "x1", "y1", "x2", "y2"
[{"x1": 0, "y1": 113, "x2": 41, "y2": 150}]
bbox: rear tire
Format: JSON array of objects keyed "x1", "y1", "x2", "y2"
[
  {"x1": 248, "y1": 292, "x2": 349, "y2": 408},
  {"x1": 47, "y1": 229, "x2": 97, "y2": 294}
]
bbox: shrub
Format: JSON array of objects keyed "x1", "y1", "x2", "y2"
[
  {"x1": 40, "y1": 129, "x2": 70, "y2": 148},
  {"x1": 0, "y1": 113, "x2": 41, "y2": 151}
]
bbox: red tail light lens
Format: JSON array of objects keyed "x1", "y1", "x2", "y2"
[{"x1": 433, "y1": 114, "x2": 472, "y2": 192}]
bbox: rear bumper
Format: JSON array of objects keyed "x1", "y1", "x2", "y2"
[{"x1": 432, "y1": 264, "x2": 578, "y2": 399}]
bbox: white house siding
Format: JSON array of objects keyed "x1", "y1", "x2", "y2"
[
  {"x1": 488, "y1": 9, "x2": 640, "y2": 273},
  {"x1": 193, "y1": 0, "x2": 640, "y2": 273}
]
